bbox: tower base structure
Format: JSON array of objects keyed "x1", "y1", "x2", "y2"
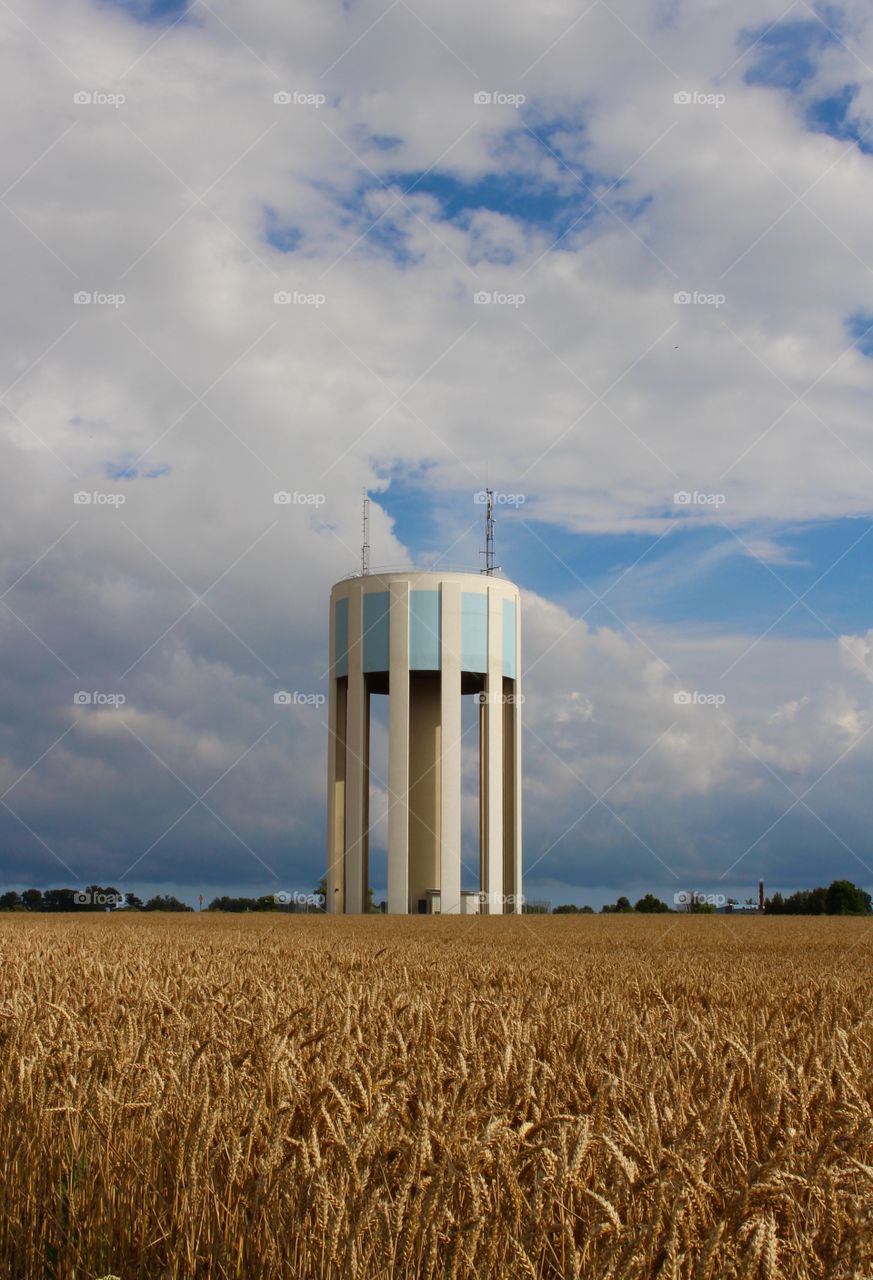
[{"x1": 326, "y1": 571, "x2": 522, "y2": 914}]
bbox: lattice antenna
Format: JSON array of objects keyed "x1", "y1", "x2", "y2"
[
  {"x1": 480, "y1": 487, "x2": 500, "y2": 575},
  {"x1": 361, "y1": 490, "x2": 370, "y2": 576}
]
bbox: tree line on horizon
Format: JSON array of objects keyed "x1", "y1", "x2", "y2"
[
  {"x1": 560, "y1": 880, "x2": 871, "y2": 916},
  {"x1": 1, "y1": 879, "x2": 870, "y2": 915},
  {"x1": 0, "y1": 887, "x2": 192, "y2": 912}
]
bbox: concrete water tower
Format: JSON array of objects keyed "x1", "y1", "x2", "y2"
[{"x1": 326, "y1": 499, "x2": 522, "y2": 914}]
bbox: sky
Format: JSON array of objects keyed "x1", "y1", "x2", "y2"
[{"x1": 3, "y1": 0, "x2": 873, "y2": 908}]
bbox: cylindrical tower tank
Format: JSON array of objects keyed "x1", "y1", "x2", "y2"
[{"x1": 326, "y1": 570, "x2": 522, "y2": 914}]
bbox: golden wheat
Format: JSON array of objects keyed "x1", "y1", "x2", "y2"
[{"x1": 0, "y1": 913, "x2": 871, "y2": 1279}]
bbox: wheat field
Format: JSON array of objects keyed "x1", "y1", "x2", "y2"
[{"x1": 0, "y1": 913, "x2": 871, "y2": 1279}]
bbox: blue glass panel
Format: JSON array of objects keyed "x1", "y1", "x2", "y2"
[
  {"x1": 334, "y1": 596, "x2": 349, "y2": 677},
  {"x1": 503, "y1": 599, "x2": 517, "y2": 679},
  {"x1": 362, "y1": 591, "x2": 390, "y2": 673},
  {"x1": 461, "y1": 592, "x2": 488, "y2": 673},
  {"x1": 410, "y1": 590, "x2": 441, "y2": 669}
]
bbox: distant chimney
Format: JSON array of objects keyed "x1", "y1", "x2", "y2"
[{"x1": 758, "y1": 879, "x2": 765, "y2": 912}]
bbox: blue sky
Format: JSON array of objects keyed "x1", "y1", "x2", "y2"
[
  {"x1": 102, "y1": 0, "x2": 189, "y2": 22},
  {"x1": 377, "y1": 473, "x2": 873, "y2": 638}
]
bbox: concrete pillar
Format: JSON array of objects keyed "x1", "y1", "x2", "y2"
[
  {"x1": 440, "y1": 581, "x2": 462, "y2": 914},
  {"x1": 484, "y1": 585, "x2": 504, "y2": 913},
  {"x1": 387, "y1": 580, "x2": 409, "y2": 915},
  {"x1": 479, "y1": 692, "x2": 487, "y2": 902},
  {"x1": 503, "y1": 683, "x2": 517, "y2": 908},
  {"x1": 408, "y1": 673, "x2": 440, "y2": 911},
  {"x1": 513, "y1": 604, "x2": 522, "y2": 912},
  {"x1": 326, "y1": 675, "x2": 347, "y2": 915},
  {"x1": 344, "y1": 588, "x2": 368, "y2": 914}
]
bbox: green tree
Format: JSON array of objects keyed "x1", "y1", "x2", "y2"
[
  {"x1": 602, "y1": 896, "x2": 634, "y2": 914},
  {"x1": 42, "y1": 888, "x2": 79, "y2": 911},
  {"x1": 634, "y1": 893, "x2": 671, "y2": 913},
  {"x1": 143, "y1": 894, "x2": 192, "y2": 912},
  {"x1": 808, "y1": 886, "x2": 829, "y2": 914},
  {"x1": 826, "y1": 879, "x2": 872, "y2": 915}
]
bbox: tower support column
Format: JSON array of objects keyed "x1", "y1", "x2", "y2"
[
  {"x1": 484, "y1": 585, "x2": 504, "y2": 913},
  {"x1": 440, "y1": 581, "x2": 462, "y2": 913},
  {"x1": 387, "y1": 580, "x2": 410, "y2": 914},
  {"x1": 326, "y1": 674, "x2": 347, "y2": 915},
  {"x1": 344, "y1": 588, "x2": 368, "y2": 913},
  {"x1": 512, "y1": 606, "x2": 522, "y2": 912}
]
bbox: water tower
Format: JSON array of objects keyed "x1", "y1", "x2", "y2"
[{"x1": 326, "y1": 496, "x2": 522, "y2": 914}]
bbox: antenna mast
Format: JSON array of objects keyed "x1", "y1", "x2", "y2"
[
  {"x1": 361, "y1": 490, "x2": 370, "y2": 576},
  {"x1": 480, "y1": 487, "x2": 500, "y2": 575}
]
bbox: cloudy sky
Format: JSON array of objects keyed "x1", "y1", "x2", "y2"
[{"x1": 3, "y1": 0, "x2": 873, "y2": 908}]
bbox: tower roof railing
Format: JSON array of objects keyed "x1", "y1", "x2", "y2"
[{"x1": 341, "y1": 563, "x2": 507, "y2": 580}]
